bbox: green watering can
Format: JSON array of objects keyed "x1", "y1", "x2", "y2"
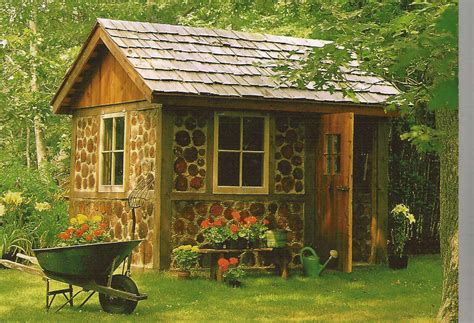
[{"x1": 299, "y1": 247, "x2": 338, "y2": 277}]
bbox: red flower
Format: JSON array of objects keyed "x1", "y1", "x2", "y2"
[
  {"x1": 81, "y1": 223, "x2": 89, "y2": 231},
  {"x1": 93, "y1": 229, "x2": 104, "y2": 237},
  {"x1": 85, "y1": 235, "x2": 93, "y2": 242},
  {"x1": 218, "y1": 258, "x2": 229, "y2": 268},
  {"x1": 231, "y1": 211, "x2": 241, "y2": 221},
  {"x1": 201, "y1": 219, "x2": 210, "y2": 229},
  {"x1": 230, "y1": 224, "x2": 239, "y2": 234},
  {"x1": 75, "y1": 229, "x2": 84, "y2": 238},
  {"x1": 58, "y1": 232, "x2": 70, "y2": 240},
  {"x1": 229, "y1": 257, "x2": 239, "y2": 265},
  {"x1": 66, "y1": 227, "x2": 75, "y2": 234},
  {"x1": 262, "y1": 219, "x2": 270, "y2": 225},
  {"x1": 214, "y1": 219, "x2": 223, "y2": 227},
  {"x1": 244, "y1": 216, "x2": 257, "y2": 225},
  {"x1": 99, "y1": 222, "x2": 108, "y2": 229}
]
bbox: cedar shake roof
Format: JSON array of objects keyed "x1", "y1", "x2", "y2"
[{"x1": 52, "y1": 18, "x2": 399, "y2": 113}]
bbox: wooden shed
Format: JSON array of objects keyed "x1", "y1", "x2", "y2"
[{"x1": 52, "y1": 18, "x2": 398, "y2": 273}]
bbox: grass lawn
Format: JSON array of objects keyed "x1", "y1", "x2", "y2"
[{"x1": 0, "y1": 254, "x2": 441, "y2": 322}]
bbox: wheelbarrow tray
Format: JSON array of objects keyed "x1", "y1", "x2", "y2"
[{"x1": 33, "y1": 240, "x2": 142, "y2": 281}]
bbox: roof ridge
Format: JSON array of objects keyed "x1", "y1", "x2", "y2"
[{"x1": 97, "y1": 18, "x2": 332, "y2": 48}]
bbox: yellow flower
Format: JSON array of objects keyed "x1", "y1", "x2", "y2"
[
  {"x1": 0, "y1": 203, "x2": 5, "y2": 217},
  {"x1": 178, "y1": 245, "x2": 192, "y2": 251},
  {"x1": 35, "y1": 202, "x2": 51, "y2": 212},
  {"x1": 407, "y1": 213, "x2": 416, "y2": 224},
  {"x1": 3, "y1": 191, "x2": 24, "y2": 206},
  {"x1": 76, "y1": 214, "x2": 88, "y2": 224},
  {"x1": 191, "y1": 246, "x2": 199, "y2": 253},
  {"x1": 70, "y1": 217, "x2": 78, "y2": 225},
  {"x1": 92, "y1": 214, "x2": 102, "y2": 223}
]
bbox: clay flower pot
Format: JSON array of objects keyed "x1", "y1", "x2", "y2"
[{"x1": 177, "y1": 270, "x2": 191, "y2": 280}]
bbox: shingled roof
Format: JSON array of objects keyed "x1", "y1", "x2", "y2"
[{"x1": 52, "y1": 18, "x2": 399, "y2": 113}]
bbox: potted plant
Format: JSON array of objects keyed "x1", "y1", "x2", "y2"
[
  {"x1": 246, "y1": 216, "x2": 269, "y2": 248},
  {"x1": 200, "y1": 218, "x2": 230, "y2": 248},
  {"x1": 218, "y1": 257, "x2": 245, "y2": 287},
  {"x1": 388, "y1": 204, "x2": 416, "y2": 269},
  {"x1": 265, "y1": 217, "x2": 289, "y2": 248},
  {"x1": 226, "y1": 211, "x2": 247, "y2": 249},
  {"x1": 172, "y1": 245, "x2": 200, "y2": 279}
]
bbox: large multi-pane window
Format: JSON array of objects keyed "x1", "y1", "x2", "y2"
[
  {"x1": 100, "y1": 114, "x2": 125, "y2": 191},
  {"x1": 213, "y1": 112, "x2": 269, "y2": 194}
]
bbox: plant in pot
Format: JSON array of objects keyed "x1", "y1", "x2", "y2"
[
  {"x1": 388, "y1": 204, "x2": 416, "y2": 269},
  {"x1": 218, "y1": 257, "x2": 245, "y2": 287},
  {"x1": 246, "y1": 217, "x2": 269, "y2": 248},
  {"x1": 265, "y1": 217, "x2": 289, "y2": 248},
  {"x1": 172, "y1": 245, "x2": 200, "y2": 279},
  {"x1": 200, "y1": 218, "x2": 230, "y2": 248}
]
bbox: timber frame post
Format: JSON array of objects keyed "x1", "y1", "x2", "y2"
[{"x1": 374, "y1": 119, "x2": 390, "y2": 263}]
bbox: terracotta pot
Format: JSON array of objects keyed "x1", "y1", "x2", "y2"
[
  {"x1": 388, "y1": 255, "x2": 408, "y2": 269},
  {"x1": 227, "y1": 238, "x2": 247, "y2": 249},
  {"x1": 177, "y1": 270, "x2": 191, "y2": 280}
]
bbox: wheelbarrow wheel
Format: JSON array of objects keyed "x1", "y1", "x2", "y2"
[{"x1": 99, "y1": 274, "x2": 138, "y2": 314}]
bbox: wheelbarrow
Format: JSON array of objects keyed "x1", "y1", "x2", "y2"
[{"x1": 0, "y1": 240, "x2": 147, "y2": 314}]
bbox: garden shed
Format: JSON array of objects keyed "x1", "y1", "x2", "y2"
[{"x1": 51, "y1": 18, "x2": 398, "y2": 273}]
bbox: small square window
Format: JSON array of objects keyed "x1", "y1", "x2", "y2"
[{"x1": 214, "y1": 112, "x2": 269, "y2": 194}]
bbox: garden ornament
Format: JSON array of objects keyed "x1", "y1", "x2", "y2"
[{"x1": 299, "y1": 247, "x2": 338, "y2": 277}]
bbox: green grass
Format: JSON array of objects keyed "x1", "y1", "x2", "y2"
[{"x1": 0, "y1": 254, "x2": 441, "y2": 322}]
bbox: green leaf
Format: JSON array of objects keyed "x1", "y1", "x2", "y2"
[{"x1": 428, "y1": 78, "x2": 458, "y2": 111}]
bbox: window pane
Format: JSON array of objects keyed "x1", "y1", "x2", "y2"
[
  {"x1": 114, "y1": 152, "x2": 124, "y2": 185},
  {"x1": 115, "y1": 117, "x2": 125, "y2": 150},
  {"x1": 325, "y1": 135, "x2": 332, "y2": 154},
  {"x1": 243, "y1": 117, "x2": 264, "y2": 151},
  {"x1": 333, "y1": 134, "x2": 341, "y2": 154},
  {"x1": 218, "y1": 116, "x2": 240, "y2": 150},
  {"x1": 103, "y1": 118, "x2": 113, "y2": 151},
  {"x1": 102, "y1": 152, "x2": 112, "y2": 185},
  {"x1": 218, "y1": 152, "x2": 240, "y2": 186},
  {"x1": 334, "y1": 154, "x2": 341, "y2": 174},
  {"x1": 242, "y1": 153, "x2": 263, "y2": 187},
  {"x1": 325, "y1": 155, "x2": 332, "y2": 175}
]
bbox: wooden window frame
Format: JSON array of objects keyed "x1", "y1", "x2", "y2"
[
  {"x1": 213, "y1": 111, "x2": 270, "y2": 194},
  {"x1": 99, "y1": 112, "x2": 126, "y2": 193}
]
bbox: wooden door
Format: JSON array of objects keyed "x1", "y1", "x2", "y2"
[{"x1": 315, "y1": 113, "x2": 354, "y2": 272}]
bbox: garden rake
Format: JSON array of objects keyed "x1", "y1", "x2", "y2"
[{"x1": 125, "y1": 174, "x2": 154, "y2": 275}]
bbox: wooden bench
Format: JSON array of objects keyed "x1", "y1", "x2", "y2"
[{"x1": 197, "y1": 247, "x2": 290, "y2": 282}]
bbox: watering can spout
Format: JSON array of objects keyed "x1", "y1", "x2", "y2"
[{"x1": 300, "y1": 247, "x2": 338, "y2": 277}]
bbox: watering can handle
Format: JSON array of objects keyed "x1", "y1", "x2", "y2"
[{"x1": 299, "y1": 246, "x2": 318, "y2": 263}]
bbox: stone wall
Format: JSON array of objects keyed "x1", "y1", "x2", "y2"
[
  {"x1": 172, "y1": 111, "x2": 208, "y2": 192},
  {"x1": 69, "y1": 198, "x2": 154, "y2": 267},
  {"x1": 171, "y1": 200, "x2": 304, "y2": 266},
  {"x1": 274, "y1": 117, "x2": 305, "y2": 194},
  {"x1": 74, "y1": 116, "x2": 100, "y2": 191},
  {"x1": 129, "y1": 110, "x2": 158, "y2": 189}
]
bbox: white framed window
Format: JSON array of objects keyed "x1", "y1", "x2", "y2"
[
  {"x1": 99, "y1": 112, "x2": 126, "y2": 192},
  {"x1": 213, "y1": 111, "x2": 269, "y2": 194}
]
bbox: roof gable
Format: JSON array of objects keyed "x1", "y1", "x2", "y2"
[{"x1": 52, "y1": 18, "x2": 399, "y2": 114}]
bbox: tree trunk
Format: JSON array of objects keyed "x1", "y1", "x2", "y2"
[
  {"x1": 436, "y1": 108, "x2": 458, "y2": 322},
  {"x1": 29, "y1": 16, "x2": 47, "y2": 168},
  {"x1": 26, "y1": 126, "x2": 31, "y2": 168}
]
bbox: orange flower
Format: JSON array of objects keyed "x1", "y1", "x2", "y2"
[
  {"x1": 58, "y1": 232, "x2": 69, "y2": 240},
  {"x1": 229, "y1": 257, "x2": 239, "y2": 265},
  {"x1": 66, "y1": 227, "x2": 75, "y2": 234},
  {"x1": 218, "y1": 258, "x2": 229, "y2": 268},
  {"x1": 231, "y1": 211, "x2": 241, "y2": 221},
  {"x1": 244, "y1": 216, "x2": 257, "y2": 225},
  {"x1": 85, "y1": 235, "x2": 93, "y2": 242},
  {"x1": 214, "y1": 219, "x2": 223, "y2": 227},
  {"x1": 99, "y1": 222, "x2": 108, "y2": 229},
  {"x1": 230, "y1": 224, "x2": 239, "y2": 234},
  {"x1": 201, "y1": 219, "x2": 210, "y2": 229},
  {"x1": 93, "y1": 229, "x2": 104, "y2": 237},
  {"x1": 262, "y1": 219, "x2": 270, "y2": 225},
  {"x1": 75, "y1": 229, "x2": 84, "y2": 238},
  {"x1": 81, "y1": 223, "x2": 89, "y2": 231}
]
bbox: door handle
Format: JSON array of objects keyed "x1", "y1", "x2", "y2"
[{"x1": 336, "y1": 185, "x2": 350, "y2": 192}]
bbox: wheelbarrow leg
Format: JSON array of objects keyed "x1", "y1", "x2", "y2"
[{"x1": 69, "y1": 284, "x2": 73, "y2": 307}]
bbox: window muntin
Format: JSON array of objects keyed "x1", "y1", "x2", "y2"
[
  {"x1": 214, "y1": 113, "x2": 269, "y2": 194},
  {"x1": 100, "y1": 114, "x2": 125, "y2": 190},
  {"x1": 324, "y1": 134, "x2": 341, "y2": 175}
]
